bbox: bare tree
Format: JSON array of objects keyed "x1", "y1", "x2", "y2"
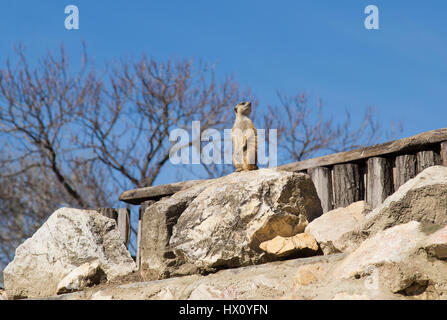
[
  {"x1": 78, "y1": 56, "x2": 249, "y2": 189},
  {"x1": 0, "y1": 44, "x2": 101, "y2": 209},
  {"x1": 0, "y1": 44, "x2": 249, "y2": 265},
  {"x1": 0, "y1": 158, "x2": 114, "y2": 269}
]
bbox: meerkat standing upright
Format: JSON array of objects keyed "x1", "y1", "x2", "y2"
[{"x1": 232, "y1": 101, "x2": 258, "y2": 172}]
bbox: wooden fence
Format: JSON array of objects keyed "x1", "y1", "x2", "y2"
[{"x1": 118, "y1": 127, "x2": 447, "y2": 265}]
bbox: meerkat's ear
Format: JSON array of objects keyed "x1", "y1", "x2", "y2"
[{"x1": 234, "y1": 106, "x2": 238, "y2": 112}]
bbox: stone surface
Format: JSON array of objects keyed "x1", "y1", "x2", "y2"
[
  {"x1": 140, "y1": 169, "x2": 322, "y2": 280},
  {"x1": 4, "y1": 208, "x2": 136, "y2": 299},
  {"x1": 140, "y1": 180, "x2": 217, "y2": 280},
  {"x1": 362, "y1": 166, "x2": 447, "y2": 237},
  {"x1": 332, "y1": 221, "x2": 447, "y2": 297},
  {"x1": 333, "y1": 166, "x2": 447, "y2": 254},
  {"x1": 56, "y1": 260, "x2": 107, "y2": 295},
  {"x1": 168, "y1": 169, "x2": 322, "y2": 274},
  {"x1": 293, "y1": 263, "x2": 325, "y2": 288},
  {"x1": 259, "y1": 233, "x2": 319, "y2": 257},
  {"x1": 424, "y1": 225, "x2": 447, "y2": 259},
  {"x1": 42, "y1": 254, "x2": 347, "y2": 300},
  {"x1": 305, "y1": 201, "x2": 368, "y2": 254}
]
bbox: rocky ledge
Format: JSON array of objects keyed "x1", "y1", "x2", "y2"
[{"x1": 4, "y1": 166, "x2": 447, "y2": 300}]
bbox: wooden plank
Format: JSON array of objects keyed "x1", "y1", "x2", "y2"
[
  {"x1": 366, "y1": 157, "x2": 393, "y2": 208},
  {"x1": 308, "y1": 167, "x2": 333, "y2": 213},
  {"x1": 279, "y1": 128, "x2": 447, "y2": 172},
  {"x1": 416, "y1": 150, "x2": 441, "y2": 174},
  {"x1": 394, "y1": 154, "x2": 417, "y2": 191},
  {"x1": 332, "y1": 163, "x2": 364, "y2": 208},
  {"x1": 136, "y1": 200, "x2": 155, "y2": 269},
  {"x1": 119, "y1": 179, "x2": 206, "y2": 204},
  {"x1": 441, "y1": 141, "x2": 447, "y2": 167},
  {"x1": 117, "y1": 208, "x2": 130, "y2": 248}
]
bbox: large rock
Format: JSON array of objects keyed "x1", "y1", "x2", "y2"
[
  {"x1": 4, "y1": 208, "x2": 136, "y2": 299},
  {"x1": 140, "y1": 180, "x2": 216, "y2": 280},
  {"x1": 336, "y1": 166, "x2": 447, "y2": 254},
  {"x1": 305, "y1": 201, "x2": 368, "y2": 254},
  {"x1": 363, "y1": 166, "x2": 447, "y2": 236},
  {"x1": 332, "y1": 220, "x2": 447, "y2": 297},
  {"x1": 141, "y1": 168, "x2": 322, "y2": 279},
  {"x1": 169, "y1": 169, "x2": 322, "y2": 273}
]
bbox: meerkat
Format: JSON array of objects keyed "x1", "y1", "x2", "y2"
[{"x1": 232, "y1": 101, "x2": 258, "y2": 172}]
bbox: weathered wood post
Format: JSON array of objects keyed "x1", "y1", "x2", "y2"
[
  {"x1": 366, "y1": 157, "x2": 393, "y2": 208},
  {"x1": 117, "y1": 208, "x2": 130, "y2": 248},
  {"x1": 332, "y1": 163, "x2": 364, "y2": 208},
  {"x1": 416, "y1": 150, "x2": 441, "y2": 173},
  {"x1": 137, "y1": 200, "x2": 155, "y2": 269},
  {"x1": 440, "y1": 142, "x2": 447, "y2": 167},
  {"x1": 394, "y1": 154, "x2": 417, "y2": 190},
  {"x1": 308, "y1": 167, "x2": 333, "y2": 213}
]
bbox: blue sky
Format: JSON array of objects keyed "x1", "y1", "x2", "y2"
[{"x1": 0, "y1": 0, "x2": 446, "y2": 184}]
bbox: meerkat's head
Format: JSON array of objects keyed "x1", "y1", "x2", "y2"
[{"x1": 234, "y1": 101, "x2": 252, "y2": 116}]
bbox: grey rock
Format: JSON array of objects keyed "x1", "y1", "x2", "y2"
[
  {"x1": 332, "y1": 220, "x2": 447, "y2": 298},
  {"x1": 169, "y1": 169, "x2": 322, "y2": 273},
  {"x1": 363, "y1": 166, "x2": 447, "y2": 236},
  {"x1": 56, "y1": 260, "x2": 107, "y2": 294},
  {"x1": 305, "y1": 201, "x2": 368, "y2": 254},
  {"x1": 4, "y1": 208, "x2": 136, "y2": 299},
  {"x1": 140, "y1": 169, "x2": 322, "y2": 280}
]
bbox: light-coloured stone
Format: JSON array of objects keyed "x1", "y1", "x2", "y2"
[
  {"x1": 56, "y1": 260, "x2": 106, "y2": 294},
  {"x1": 425, "y1": 225, "x2": 447, "y2": 259},
  {"x1": 334, "y1": 221, "x2": 425, "y2": 280},
  {"x1": 363, "y1": 166, "x2": 447, "y2": 236},
  {"x1": 293, "y1": 263, "x2": 325, "y2": 288},
  {"x1": 332, "y1": 221, "x2": 447, "y2": 296},
  {"x1": 259, "y1": 233, "x2": 319, "y2": 257},
  {"x1": 46, "y1": 254, "x2": 346, "y2": 300},
  {"x1": 170, "y1": 169, "x2": 321, "y2": 272},
  {"x1": 141, "y1": 168, "x2": 322, "y2": 279},
  {"x1": 305, "y1": 201, "x2": 367, "y2": 254},
  {"x1": 4, "y1": 208, "x2": 136, "y2": 299},
  {"x1": 335, "y1": 166, "x2": 447, "y2": 254},
  {"x1": 140, "y1": 179, "x2": 218, "y2": 280},
  {"x1": 0, "y1": 289, "x2": 7, "y2": 300}
]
